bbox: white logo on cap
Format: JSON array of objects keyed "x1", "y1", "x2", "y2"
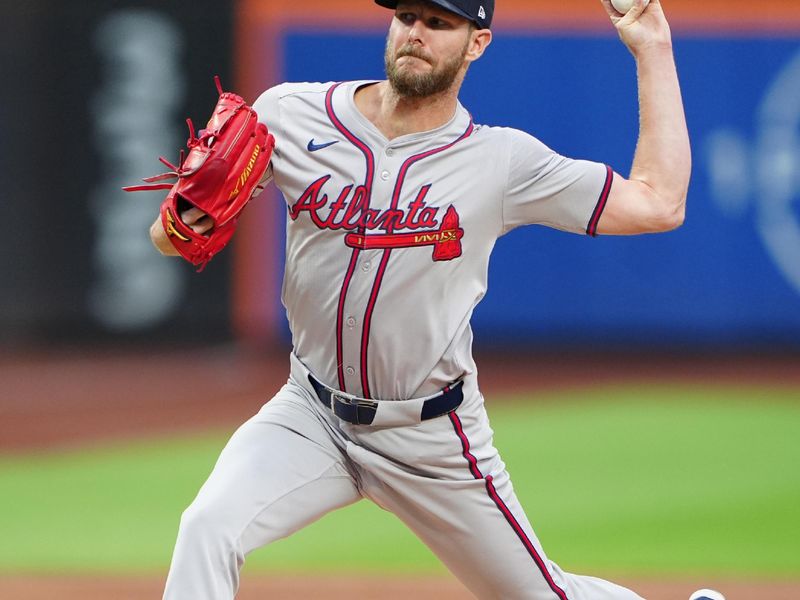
[{"x1": 478, "y1": 5, "x2": 486, "y2": 19}]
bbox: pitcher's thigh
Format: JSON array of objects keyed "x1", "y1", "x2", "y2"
[
  {"x1": 164, "y1": 414, "x2": 360, "y2": 600},
  {"x1": 180, "y1": 412, "x2": 361, "y2": 554}
]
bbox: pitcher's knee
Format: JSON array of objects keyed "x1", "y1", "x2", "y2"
[
  {"x1": 175, "y1": 499, "x2": 241, "y2": 556},
  {"x1": 165, "y1": 501, "x2": 244, "y2": 600}
]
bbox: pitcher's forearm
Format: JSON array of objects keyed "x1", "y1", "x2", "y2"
[{"x1": 629, "y1": 43, "x2": 691, "y2": 209}]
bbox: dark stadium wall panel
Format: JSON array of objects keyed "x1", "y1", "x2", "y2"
[{"x1": 0, "y1": 0, "x2": 235, "y2": 344}]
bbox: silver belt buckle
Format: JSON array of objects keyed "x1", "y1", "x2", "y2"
[
  {"x1": 330, "y1": 390, "x2": 378, "y2": 424},
  {"x1": 332, "y1": 392, "x2": 376, "y2": 409},
  {"x1": 329, "y1": 390, "x2": 348, "y2": 406}
]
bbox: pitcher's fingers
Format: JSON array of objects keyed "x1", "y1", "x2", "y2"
[
  {"x1": 180, "y1": 206, "x2": 209, "y2": 225},
  {"x1": 628, "y1": 0, "x2": 650, "y2": 18},
  {"x1": 190, "y1": 215, "x2": 214, "y2": 235}
]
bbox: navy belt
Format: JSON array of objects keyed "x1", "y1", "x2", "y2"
[{"x1": 308, "y1": 374, "x2": 464, "y2": 426}]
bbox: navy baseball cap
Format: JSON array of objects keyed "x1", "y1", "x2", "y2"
[{"x1": 375, "y1": 0, "x2": 494, "y2": 30}]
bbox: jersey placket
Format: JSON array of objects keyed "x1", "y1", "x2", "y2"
[{"x1": 337, "y1": 144, "x2": 399, "y2": 398}]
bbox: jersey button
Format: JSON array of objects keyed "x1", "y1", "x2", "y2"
[
  {"x1": 380, "y1": 170, "x2": 390, "y2": 180},
  {"x1": 346, "y1": 316, "x2": 356, "y2": 328},
  {"x1": 386, "y1": 148, "x2": 394, "y2": 157},
  {"x1": 362, "y1": 261, "x2": 371, "y2": 272},
  {"x1": 345, "y1": 366, "x2": 355, "y2": 376}
]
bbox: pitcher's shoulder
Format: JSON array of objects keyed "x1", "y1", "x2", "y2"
[{"x1": 253, "y1": 81, "x2": 333, "y2": 107}]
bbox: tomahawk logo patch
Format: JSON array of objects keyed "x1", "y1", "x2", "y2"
[{"x1": 345, "y1": 205, "x2": 463, "y2": 261}]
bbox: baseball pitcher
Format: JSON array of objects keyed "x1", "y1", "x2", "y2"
[{"x1": 144, "y1": 1, "x2": 705, "y2": 598}]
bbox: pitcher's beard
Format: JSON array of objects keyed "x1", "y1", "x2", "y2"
[{"x1": 385, "y1": 39, "x2": 468, "y2": 98}]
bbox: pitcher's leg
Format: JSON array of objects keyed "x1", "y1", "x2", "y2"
[
  {"x1": 350, "y1": 407, "x2": 643, "y2": 600},
  {"x1": 163, "y1": 386, "x2": 361, "y2": 600}
]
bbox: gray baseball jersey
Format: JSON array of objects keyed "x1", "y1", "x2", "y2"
[
  {"x1": 163, "y1": 80, "x2": 643, "y2": 600},
  {"x1": 259, "y1": 80, "x2": 611, "y2": 400}
]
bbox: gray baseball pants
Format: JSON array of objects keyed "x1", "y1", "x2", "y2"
[{"x1": 163, "y1": 355, "x2": 644, "y2": 600}]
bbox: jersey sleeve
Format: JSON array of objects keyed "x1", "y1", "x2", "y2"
[
  {"x1": 252, "y1": 84, "x2": 288, "y2": 188},
  {"x1": 501, "y1": 128, "x2": 613, "y2": 236}
]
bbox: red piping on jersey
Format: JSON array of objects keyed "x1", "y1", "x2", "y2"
[
  {"x1": 448, "y1": 412, "x2": 570, "y2": 600},
  {"x1": 358, "y1": 119, "x2": 474, "y2": 398},
  {"x1": 586, "y1": 164, "x2": 614, "y2": 237},
  {"x1": 325, "y1": 82, "x2": 375, "y2": 392}
]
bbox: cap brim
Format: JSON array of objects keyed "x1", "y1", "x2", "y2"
[{"x1": 374, "y1": 0, "x2": 480, "y2": 27}]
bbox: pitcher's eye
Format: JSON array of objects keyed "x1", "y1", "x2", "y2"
[
  {"x1": 428, "y1": 17, "x2": 451, "y2": 29},
  {"x1": 396, "y1": 12, "x2": 417, "y2": 25}
]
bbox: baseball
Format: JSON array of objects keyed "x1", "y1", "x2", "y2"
[
  {"x1": 611, "y1": 0, "x2": 650, "y2": 13},
  {"x1": 689, "y1": 590, "x2": 727, "y2": 600}
]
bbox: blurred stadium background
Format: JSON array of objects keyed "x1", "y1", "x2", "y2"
[{"x1": 1, "y1": 0, "x2": 799, "y2": 598}]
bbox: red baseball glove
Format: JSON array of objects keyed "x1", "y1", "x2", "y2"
[{"x1": 124, "y1": 77, "x2": 275, "y2": 270}]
